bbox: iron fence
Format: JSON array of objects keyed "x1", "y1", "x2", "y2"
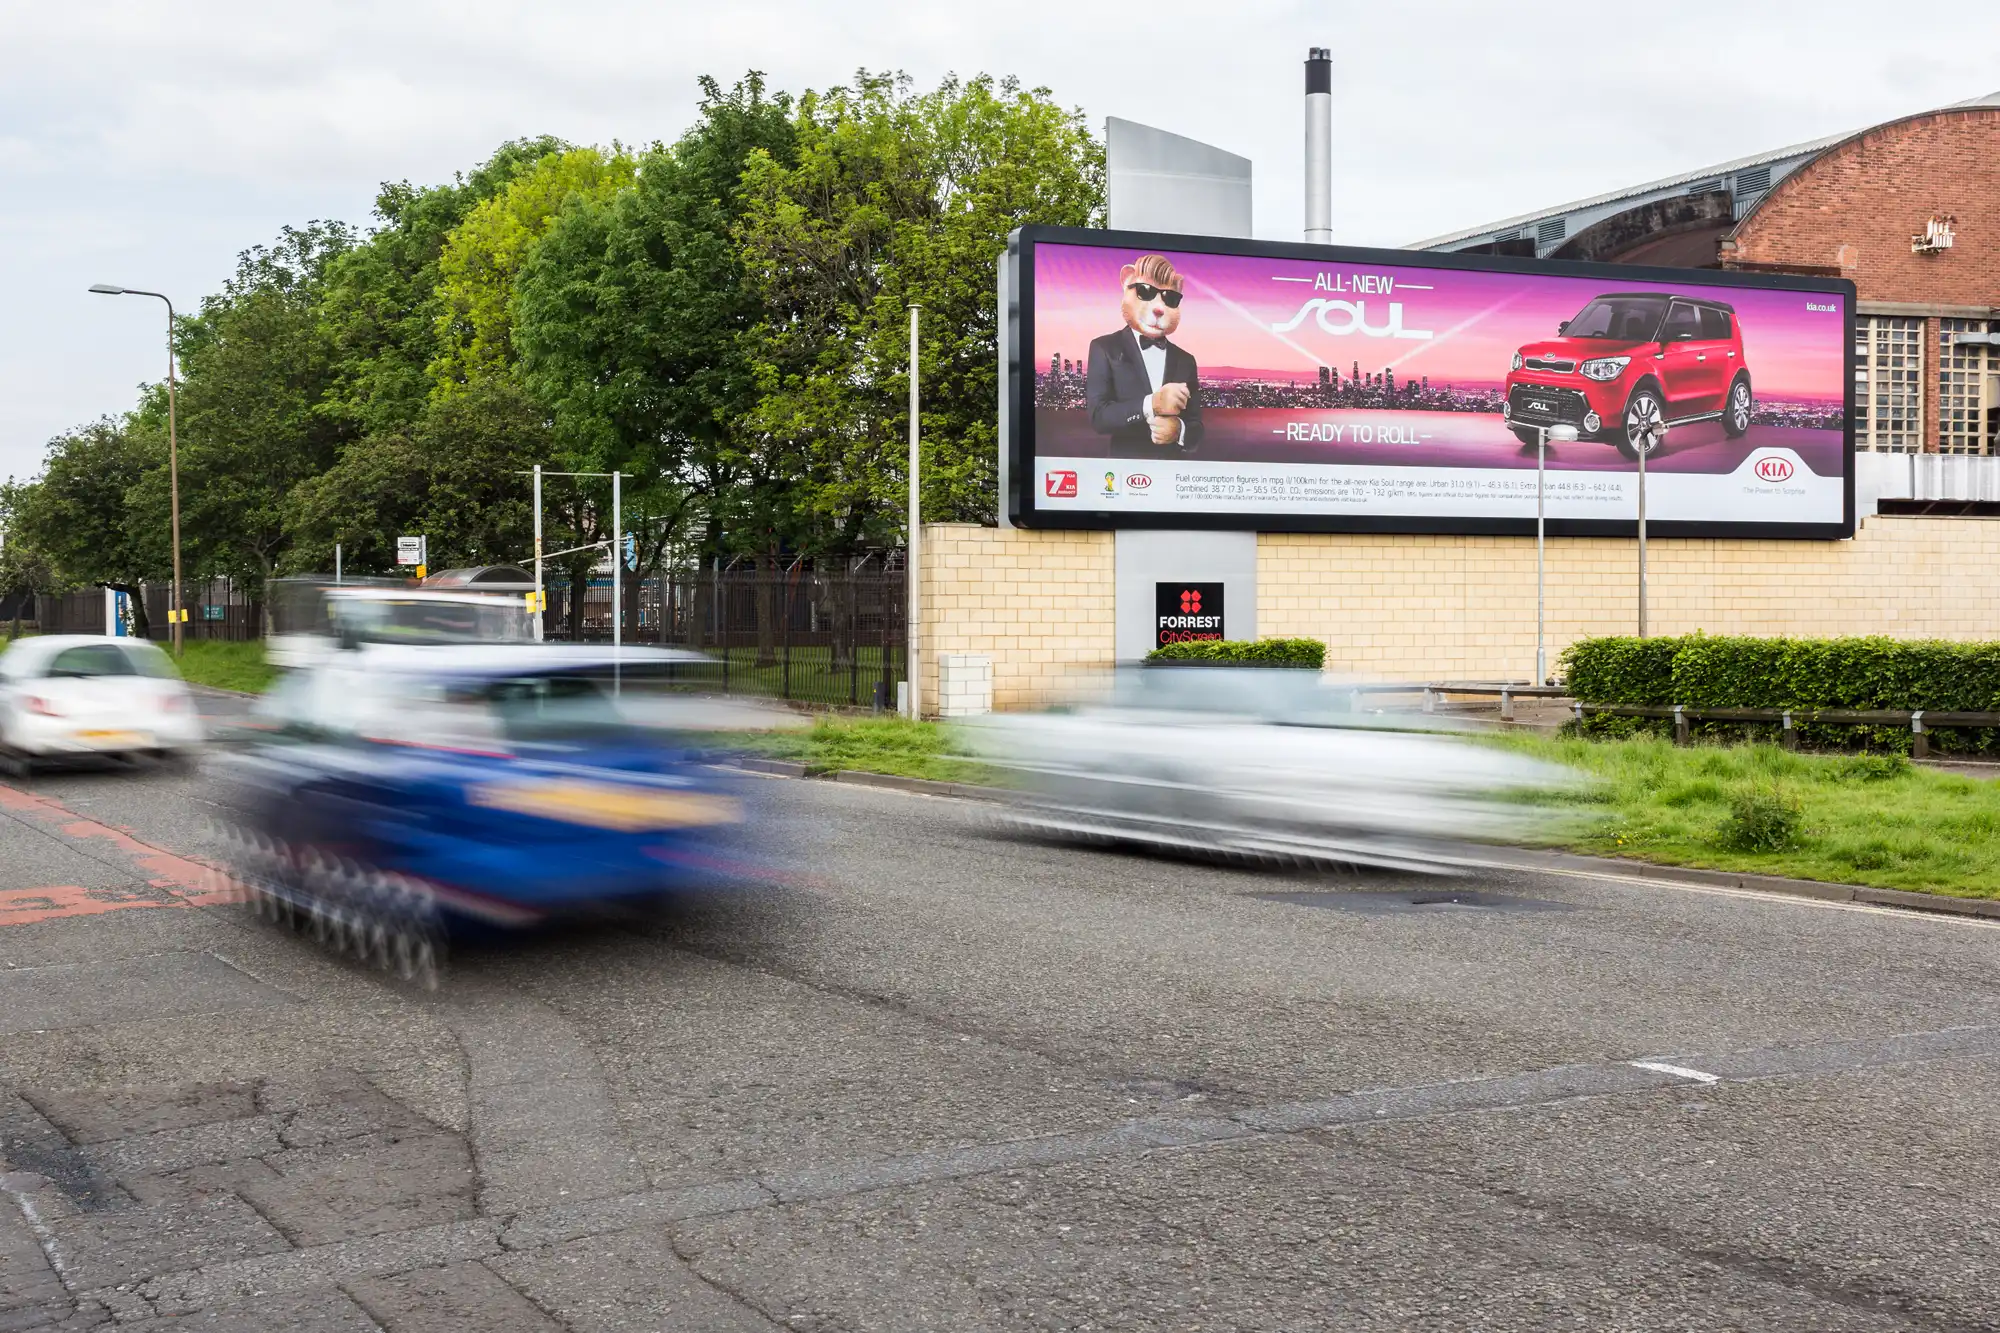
[
  {"x1": 545, "y1": 554, "x2": 907, "y2": 708},
  {"x1": 14, "y1": 582, "x2": 263, "y2": 642},
  {"x1": 7, "y1": 559, "x2": 905, "y2": 709}
]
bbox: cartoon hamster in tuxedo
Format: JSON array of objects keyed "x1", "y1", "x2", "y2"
[{"x1": 1085, "y1": 254, "x2": 1203, "y2": 452}]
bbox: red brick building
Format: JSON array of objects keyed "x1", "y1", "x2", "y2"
[{"x1": 1416, "y1": 93, "x2": 2000, "y2": 460}]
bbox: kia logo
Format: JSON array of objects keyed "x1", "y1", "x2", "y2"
[
  {"x1": 1753, "y1": 456, "x2": 1794, "y2": 482},
  {"x1": 1045, "y1": 470, "x2": 1077, "y2": 498},
  {"x1": 1125, "y1": 473, "x2": 1153, "y2": 490}
]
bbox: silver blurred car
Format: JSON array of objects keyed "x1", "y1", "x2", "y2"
[
  {"x1": 0, "y1": 636, "x2": 204, "y2": 775},
  {"x1": 962, "y1": 668, "x2": 1573, "y2": 874}
]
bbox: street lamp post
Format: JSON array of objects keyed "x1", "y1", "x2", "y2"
[
  {"x1": 1537, "y1": 424, "x2": 1580, "y2": 685},
  {"x1": 90, "y1": 284, "x2": 183, "y2": 658}
]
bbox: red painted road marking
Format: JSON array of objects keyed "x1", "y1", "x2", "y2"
[
  {"x1": 0, "y1": 884, "x2": 187, "y2": 927},
  {"x1": 0, "y1": 783, "x2": 232, "y2": 926}
]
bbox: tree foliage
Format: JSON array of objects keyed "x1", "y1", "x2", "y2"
[
  {"x1": 431, "y1": 145, "x2": 636, "y2": 398},
  {"x1": 736, "y1": 71, "x2": 1101, "y2": 541},
  {"x1": 1, "y1": 70, "x2": 1105, "y2": 608}
]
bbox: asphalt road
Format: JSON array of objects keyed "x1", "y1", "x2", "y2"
[{"x1": 3, "y1": 727, "x2": 1998, "y2": 1329}]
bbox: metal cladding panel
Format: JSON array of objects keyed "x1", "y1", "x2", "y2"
[{"x1": 1104, "y1": 118, "x2": 1252, "y2": 239}]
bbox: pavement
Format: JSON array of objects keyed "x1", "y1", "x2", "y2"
[{"x1": 2, "y1": 707, "x2": 1999, "y2": 1329}]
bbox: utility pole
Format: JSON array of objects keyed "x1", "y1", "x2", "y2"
[
  {"x1": 906, "y1": 305, "x2": 921, "y2": 719},
  {"x1": 611, "y1": 470, "x2": 622, "y2": 694},
  {"x1": 532, "y1": 464, "x2": 544, "y2": 642}
]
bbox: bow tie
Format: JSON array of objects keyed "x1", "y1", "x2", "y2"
[{"x1": 1138, "y1": 335, "x2": 1167, "y2": 350}]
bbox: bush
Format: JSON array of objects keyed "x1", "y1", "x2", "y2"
[
  {"x1": 1558, "y1": 633, "x2": 2000, "y2": 754},
  {"x1": 1145, "y1": 637, "x2": 1325, "y2": 669},
  {"x1": 1718, "y1": 784, "x2": 1804, "y2": 852}
]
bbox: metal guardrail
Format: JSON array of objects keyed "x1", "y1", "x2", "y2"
[
  {"x1": 1573, "y1": 702, "x2": 2000, "y2": 758},
  {"x1": 1343, "y1": 681, "x2": 1569, "y2": 721}
]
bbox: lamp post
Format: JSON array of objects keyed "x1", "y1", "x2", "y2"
[
  {"x1": 1537, "y1": 424, "x2": 1579, "y2": 685},
  {"x1": 90, "y1": 284, "x2": 183, "y2": 657}
]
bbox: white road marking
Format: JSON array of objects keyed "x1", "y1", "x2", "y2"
[{"x1": 1630, "y1": 1060, "x2": 1722, "y2": 1085}]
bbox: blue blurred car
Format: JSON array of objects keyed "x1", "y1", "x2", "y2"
[{"x1": 213, "y1": 645, "x2": 768, "y2": 986}]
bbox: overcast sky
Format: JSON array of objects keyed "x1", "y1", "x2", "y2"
[{"x1": 3, "y1": 0, "x2": 1994, "y2": 481}]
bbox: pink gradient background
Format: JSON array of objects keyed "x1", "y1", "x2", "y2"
[{"x1": 1033, "y1": 242, "x2": 1847, "y2": 401}]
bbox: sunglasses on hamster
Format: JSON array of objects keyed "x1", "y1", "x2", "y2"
[{"x1": 1125, "y1": 282, "x2": 1184, "y2": 308}]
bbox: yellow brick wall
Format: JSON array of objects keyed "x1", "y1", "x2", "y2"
[
  {"x1": 1264, "y1": 515, "x2": 2000, "y2": 681},
  {"x1": 920, "y1": 516, "x2": 2000, "y2": 711},
  {"x1": 918, "y1": 524, "x2": 1114, "y2": 712}
]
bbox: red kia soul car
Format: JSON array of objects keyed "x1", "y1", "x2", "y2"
[{"x1": 1503, "y1": 292, "x2": 1752, "y2": 459}]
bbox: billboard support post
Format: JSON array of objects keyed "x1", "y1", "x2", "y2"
[
  {"x1": 1637, "y1": 444, "x2": 1648, "y2": 638},
  {"x1": 1536, "y1": 425, "x2": 1579, "y2": 683}
]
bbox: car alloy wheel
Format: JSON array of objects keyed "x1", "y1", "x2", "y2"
[
  {"x1": 1623, "y1": 390, "x2": 1666, "y2": 458},
  {"x1": 1727, "y1": 380, "x2": 1752, "y2": 438}
]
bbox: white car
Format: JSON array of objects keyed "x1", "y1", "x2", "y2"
[{"x1": 0, "y1": 635, "x2": 204, "y2": 775}]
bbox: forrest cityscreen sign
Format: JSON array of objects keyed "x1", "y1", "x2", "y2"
[{"x1": 1001, "y1": 225, "x2": 1855, "y2": 538}]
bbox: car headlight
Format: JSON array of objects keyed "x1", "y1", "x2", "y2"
[
  {"x1": 1511, "y1": 352, "x2": 1523, "y2": 371},
  {"x1": 1580, "y1": 356, "x2": 1630, "y2": 381}
]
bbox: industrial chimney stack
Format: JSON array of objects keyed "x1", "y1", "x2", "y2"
[{"x1": 1304, "y1": 47, "x2": 1332, "y2": 244}]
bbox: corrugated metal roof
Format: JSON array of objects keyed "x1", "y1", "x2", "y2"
[{"x1": 1407, "y1": 90, "x2": 2000, "y2": 252}]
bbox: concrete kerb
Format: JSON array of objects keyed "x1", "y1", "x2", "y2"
[{"x1": 724, "y1": 761, "x2": 2000, "y2": 923}]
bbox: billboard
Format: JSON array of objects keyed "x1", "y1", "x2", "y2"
[{"x1": 1002, "y1": 226, "x2": 1855, "y2": 537}]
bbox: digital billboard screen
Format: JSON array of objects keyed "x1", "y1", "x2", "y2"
[{"x1": 1003, "y1": 226, "x2": 1854, "y2": 537}]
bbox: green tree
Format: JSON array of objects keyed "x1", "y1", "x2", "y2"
[
  {"x1": 321, "y1": 136, "x2": 570, "y2": 437},
  {"x1": 285, "y1": 379, "x2": 549, "y2": 575},
  {"x1": 2, "y1": 415, "x2": 170, "y2": 635},
  {"x1": 430, "y1": 145, "x2": 637, "y2": 398},
  {"x1": 159, "y1": 222, "x2": 357, "y2": 617},
  {"x1": 515, "y1": 74, "x2": 796, "y2": 566},
  {"x1": 735, "y1": 71, "x2": 1101, "y2": 543}
]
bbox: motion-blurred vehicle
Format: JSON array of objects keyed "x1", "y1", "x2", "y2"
[
  {"x1": 267, "y1": 580, "x2": 537, "y2": 669},
  {"x1": 211, "y1": 644, "x2": 774, "y2": 985},
  {"x1": 964, "y1": 667, "x2": 1573, "y2": 874},
  {"x1": 0, "y1": 635, "x2": 203, "y2": 775}
]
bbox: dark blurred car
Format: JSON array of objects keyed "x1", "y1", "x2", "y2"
[{"x1": 212, "y1": 644, "x2": 768, "y2": 985}]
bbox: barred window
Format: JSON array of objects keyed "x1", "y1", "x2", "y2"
[
  {"x1": 1937, "y1": 318, "x2": 1995, "y2": 455},
  {"x1": 1854, "y1": 316, "x2": 1923, "y2": 452}
]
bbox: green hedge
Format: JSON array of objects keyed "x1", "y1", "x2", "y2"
[
  {"x1": 1145, "y1": 637, "x2": 1326, "y2": 669},
  {"x1": 1560, "y1": 634, "x2": 2000, "y2": 752}
]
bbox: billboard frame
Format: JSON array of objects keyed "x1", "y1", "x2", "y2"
[{"x1": 1003, "y1": 224, "x2": 1857, "y2": 539}]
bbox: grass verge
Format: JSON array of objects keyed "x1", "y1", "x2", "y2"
[
  {"x1": 173, "y1": 640, "x2": 278, "y2": 694},
  {"x1": 1490, "y1": 732, "x2": 2000, "y2": 899},
  {"x1": 735, "y1": 715, "x2": 2000, "y2": 898},
  {"x1": 731, "y1": 715, "x2": 994, "y2": 784}
]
